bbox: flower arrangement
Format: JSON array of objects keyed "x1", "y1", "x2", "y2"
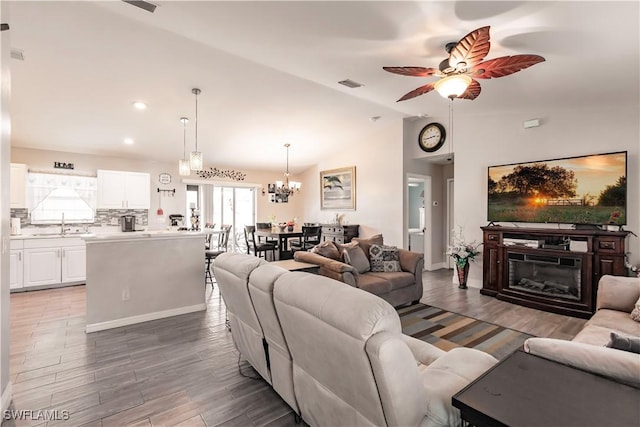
[
  {"x1": 625, "y1": 260, "x2": 640, "y2": 277},
  {"x1": 446, "y1": 226, "x2": 482, "y2": 268}
]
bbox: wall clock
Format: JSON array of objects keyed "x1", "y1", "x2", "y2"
[
  {"x1": 158, "y1": 172, "x2": 172, "y2": 185},
  {"x1": 418, "y1": 122, "x2": 446, "y2": 152}
]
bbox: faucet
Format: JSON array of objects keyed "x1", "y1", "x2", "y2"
[{"x1": 61, "y1": 212, "x2": 70, "y2": 235}]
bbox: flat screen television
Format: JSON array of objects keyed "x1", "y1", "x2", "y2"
[{"x1": 487, "y1": 151, "x2": 627, "y2": 225}]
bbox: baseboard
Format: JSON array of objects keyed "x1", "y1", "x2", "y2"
[
  {"x1": 85, "y1": 303, "x2": 206, "y2": 333},
  {"x1": 1, "y1": 381, "x2": 12, "y2": 413}
]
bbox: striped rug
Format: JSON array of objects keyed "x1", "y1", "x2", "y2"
[{"x1": 398, "y1": 303, "x2": 534, "y2": 360}]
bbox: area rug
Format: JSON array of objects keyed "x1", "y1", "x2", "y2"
[{"x1": 398, "y1": 303, "x2": 534, "y2": 360}]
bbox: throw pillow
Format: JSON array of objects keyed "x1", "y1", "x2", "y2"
[
  {"x1": 310, "y1": 240, "x2": 341, "y2": 260},
  {"x1": 606, "y1": 332, "x2": 640, "y2": 354},
  {"x1": 342, "y1": 245, "x2": 370, "y2": 274},
  {"x1": 369, "y1": 244, "x2": 401, "y2": 272},
  {"x1": 631, "y1": 296, "x2": 640, "y2": 322},
  {"x1": 353, "y1": 234, "x2": 384, "y2": 260}
]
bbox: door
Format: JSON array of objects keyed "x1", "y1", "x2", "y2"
[
  {"x1": 446, "y1": 178, "x2": 455, "y2": 269},
  {"x1": 10, "y1": 163, "x2": 26, "y2": 208},
  {"x1": 211, "y1": 185, "x2": 257, "y2": 253},
  {"x1": 61, "y1": 245, "x2": 86, "y2": 283},
  {"x1": 9, "y1": 250, "x2": 23, "y2": 289},
  {"x1": 97, "y1": 170, "x2": 126, "y2": 208},
  {"x1": 24, "y1": 247, "x2": 61, "y2": 287}
]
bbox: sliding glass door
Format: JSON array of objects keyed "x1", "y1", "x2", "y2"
[{"x1": 206, "y1": 185, "x2": 257, "y2": 252}]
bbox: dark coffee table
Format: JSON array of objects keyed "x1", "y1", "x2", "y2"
[{"x1": 452, "y1": 349, "x2": 640, "y2": 427}]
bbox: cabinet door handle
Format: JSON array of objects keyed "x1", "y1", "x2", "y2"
[
  {"x1": 62, "y1": 249, "x2": 65, "y2": 258},
  {"x1": 18, "y1": 252, "x2": 21, "y2": 261},
  {"x1": 57, "y1": 249, "x2": 60, "y2": 258}
]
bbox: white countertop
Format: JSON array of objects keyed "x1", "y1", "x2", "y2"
[{"x1": 11, "y1": 228, "x2": 213, "y2": 241}]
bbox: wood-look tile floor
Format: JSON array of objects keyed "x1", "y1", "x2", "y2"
[{"x1": 4, "y1": 269, "x2": 587, "y2": 426}]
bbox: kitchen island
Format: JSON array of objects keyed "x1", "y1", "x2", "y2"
[{"x1": 83, "y1": 231, "x2": 206, "y2": 332}]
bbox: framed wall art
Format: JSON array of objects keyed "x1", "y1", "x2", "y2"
[{"x1": 320, "y1": 166, "x2": 356, "y2": 210}]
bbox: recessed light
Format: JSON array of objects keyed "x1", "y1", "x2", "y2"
[
  {"x1": 132, "y1": 101, "x2": 147, "y2": 110},
  {"x1": 124, "y1": 138, "x2": 134, "y2": 145}
]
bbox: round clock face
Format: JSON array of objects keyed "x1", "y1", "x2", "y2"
[
  {"x1": 158, "y1": 172, "x2": 172, "y2": 185},
  {"x1": 418, "y1": 122, "x2": 446, "y2": 152}
]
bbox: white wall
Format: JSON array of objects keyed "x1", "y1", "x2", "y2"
[
  {"x1": 299, "y1": 119, "x2": 404, "y2": 245},
  {"x1": 450, "y1": 106, "x2": 640, "y2": 288},
  {"x1": 0, "y1": 0, "x2": 12, "y2": 410},
  {"x1": 12, "y1": 147, "x2": 302, "y2": 228}
]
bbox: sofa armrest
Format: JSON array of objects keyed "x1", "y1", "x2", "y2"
[
  {"x1": 596, "y1": 275, "x2": 640, "y2": 312},
  {"x1": 398, "y1": 249, "x2": 423, "y2": 274},
  {"x1": 524, "y1": 337, "x2": 640, "y2": 388},
  {"x1": 294, "y1": 251, "x2": 359, "y2": 286},
  {"x1": 402, "y1": 334, "x2": 446, "y2": 365}
]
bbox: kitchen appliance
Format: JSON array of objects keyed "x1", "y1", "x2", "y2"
[
  {"x1": 121, "y1": 215, "x2": 136, "y2": 232},
  {"x1": 169, "y1": 214, "x2": 184, "y2": 227},
  {"x1": 11, "y1": 218, "x2": 21, "y2": 235}
]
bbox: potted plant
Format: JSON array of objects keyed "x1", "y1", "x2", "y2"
[{"x1": 446, "y1": 226, "x2": 482, "y2": 289}]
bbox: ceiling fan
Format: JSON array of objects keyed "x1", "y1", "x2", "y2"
[{"x1": 383, "y1": 26, "x2": 545, "y2": 101}]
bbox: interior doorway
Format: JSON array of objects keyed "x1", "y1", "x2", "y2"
[{"x1": 406, "y1": 174, "x2": 432, "y2": 270}]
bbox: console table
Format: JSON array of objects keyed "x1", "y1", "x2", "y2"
[
  {"x1": 453, "y1": 350, "x2": 640, "y2": 427},
  {"x1": 481, "y1": 226, "x2": 629, "y2": 318},
  {"x1": 321, "y1": 224, "x2": 359, "y2": 244}
]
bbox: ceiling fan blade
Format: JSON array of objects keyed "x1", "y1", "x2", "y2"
[
  {"x1": 448, "y1": 26, "x2": 491, "y2": 70},
  {"x1": 457, "y1": 79, "x2": 481, "y2": 100},
  {"x1": 397, "y1": 82, "x2": 436, "y2": 102},
  {"x1": 471, "y1": 55, "x2": 546, "y2": 79},
  {"x1": 122, "y1": 0, "x2": 157, "y2": 13},
  {"x1": 382, "y1": 66, "x2": 440, "y2": 77}
]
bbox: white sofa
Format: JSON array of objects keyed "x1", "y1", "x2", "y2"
[
  {"x1": 524, "y1": 275, "x2": 640, "y2": 387},
  {"x1": 214, "y1": 253, "x2": 497, "y2": 426}
]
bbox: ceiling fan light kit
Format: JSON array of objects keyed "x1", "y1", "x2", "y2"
[
  {"x1": 434, "y1": 74, "x2": 472, "y2": 99},
  {"x1": 384, "y1": 26, "x2": 545, "y2": 102}
]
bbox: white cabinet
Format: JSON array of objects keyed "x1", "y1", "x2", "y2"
[
  {"x1": 10, "y1": 163, "x2": 27, "y2": 208},
  {"x1": 22, "y1": 238, "x2": 86, "y2": 289},
  {"x1": 9, "y1": 240, "x2": 24, "y2": 290},
  {"x1": 97, "y1": 170, "x2": 150, "y2": 209}
]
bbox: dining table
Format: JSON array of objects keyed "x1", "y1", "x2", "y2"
[{"x1": 255, "y1": 227, "x2": 303, "y2": 260}]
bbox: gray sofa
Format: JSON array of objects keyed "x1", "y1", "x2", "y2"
[
  {"x1": 524, "y1": 275, "x2": 640, "y2": 387},
  {"x1": 293, "y1": 235, "x2": 424, "y2": 307},
  {"x1": 214, "y1": 252, "x2": 497, "y2": 426}
]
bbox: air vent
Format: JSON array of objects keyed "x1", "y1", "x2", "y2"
[
  {"x1": 122, "y1": 0, "x2": 157, "y2": 13},
  {"x1": 10, "y1": 49, "x2": 24, "y2": 61},
  {"x1": 338, "y1": 79, "x2": 364, "y2": 89}
]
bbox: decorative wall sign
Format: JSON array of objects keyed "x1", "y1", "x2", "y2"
[
  {"x1": 54, "y1": 162, "x2": 74, "y2": 170},
  {"x1": 321, "y1": 166, "x2": 356, "y2": 210},
  {"x1": 196, "y1": 167, "x2": 246, "y2": 181},
  {"x1": 158, "y1": 172, "x2": 172, "y2": 185}
]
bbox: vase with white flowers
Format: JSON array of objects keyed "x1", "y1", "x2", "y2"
[{"x1": 446, "y1": 226, "x2": 482, "y2": 289}]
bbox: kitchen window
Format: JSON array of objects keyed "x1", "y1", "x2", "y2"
[{"x1": 27, "y1": 173, "x2": 97, "y2": 224}]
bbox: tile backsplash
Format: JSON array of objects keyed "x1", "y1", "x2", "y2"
[{"x1": 10, "y1": 208, "x2": 149, "y2": 228}]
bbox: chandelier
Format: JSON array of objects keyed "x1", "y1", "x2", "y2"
[
  {"x1": 274, "y1": 143, "x2": 301, "y2": 196},
  {"x1": 178, "y1": 117, "x2": 190, "y2": 176},
  {"x1": 189, "y1": 88, "x2": 203, "y2": 171}
]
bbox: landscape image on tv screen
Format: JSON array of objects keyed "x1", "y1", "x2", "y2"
[{"x1": 488, "y1": 151, "x2": 627, "y2": 225}]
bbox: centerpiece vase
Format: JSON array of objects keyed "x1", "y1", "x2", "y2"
[
  {"x1": 456, "y1": 262, "x2": 470, "y2": 289},
  {"x1": 287, "y1": 225, "x2": 294, "y2": 232}
]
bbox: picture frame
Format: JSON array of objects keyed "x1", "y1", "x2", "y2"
[
  {"x1": 321, "y1": 166, "x2": 356, "y2": 210},
  {"x1": 268, "y1": 183, "x2": 276, "y2": 193}
]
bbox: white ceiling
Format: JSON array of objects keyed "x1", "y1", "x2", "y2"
[{"x1": 7, "y1": 1, "x2": 639, "y2": 173}]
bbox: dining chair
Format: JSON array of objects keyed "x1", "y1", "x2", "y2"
[
  {"x1": 204, "y1": 222, "x2": 216, "y2": 250},
  {"x1": 244, "y1": 225, "x2": 277, "y2": 261},
  {"x1": 290, "y1": 225, "x2": 322, "y2": 252},
  {"x1": 205, "y1": 224, "x2": 231, "y2": 287}
]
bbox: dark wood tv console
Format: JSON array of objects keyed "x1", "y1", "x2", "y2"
[{"x1": 481, "y1": 226, "x2": 629, "y2": 318}]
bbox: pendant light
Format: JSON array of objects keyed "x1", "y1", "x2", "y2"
[
  {"x1": 178, "y1": 117, "x2": 190, "y2": 176},
  {"x1": 189, "y1": 88, "x2": 203, "y2": 171},
  {"x1": 275, "y1": 143, "x2": 301, "y2": 196}
]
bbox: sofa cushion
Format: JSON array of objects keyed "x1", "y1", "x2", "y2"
[
  {"x1": 310, "y1": 240, "x2": 341, "y2": 260},
  {"x1": 353, "y1": 234, "x2": 383, "y2": 260},
  {"x1": 370, "y1": 245, "x2": 402, "y2": 272},
  {"x1": 368, "y1": 271, "x2": 415, "y2": 291},
  {"x1": 342, "y1": 245, "x2": 370, "y2": 274},
  {"x1": 607, "y1": 332, "x2": 640, "y2": 354},
  {"x1": 586, "y1": 308, "x2": 640, "y2": 337},
  {"x1": 631, "y1": 296, "x2": 640, "y2": 322},
  {"x1": 357, "y1": 273, "x2": 392, "y2": 296}
]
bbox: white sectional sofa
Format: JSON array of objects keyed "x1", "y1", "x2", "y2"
[
  {"x1": 214, "y1": 252, "x2": 498, "y2": 427},
  {"x1": 524, "y1": 275, "x2": 640, "y2": 387}
]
